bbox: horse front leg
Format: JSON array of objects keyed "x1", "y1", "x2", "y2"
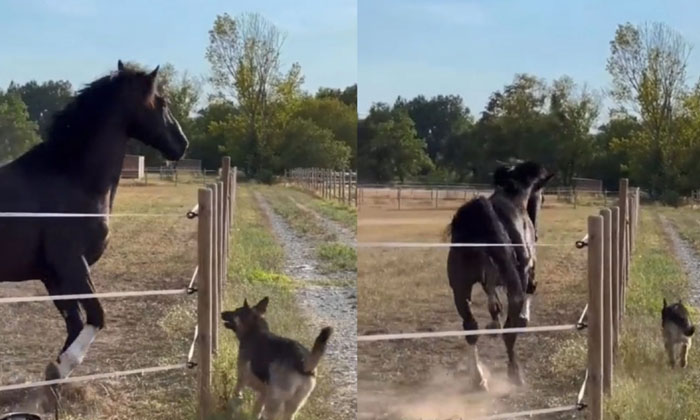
[
  {"x1": 503, "y1": 292, "x2": 527, "y2": 385},
  {"x1": 45, "y1": 255, "x2": 104, "y2": 381}
]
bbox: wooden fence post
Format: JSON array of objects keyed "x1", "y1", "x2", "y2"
[
  {"x1": 208, "y1": 183, "x2": 219, "y2": 354},
  {"x1": 588, "y1": 215, "x2": 604, "y2": 420},
  {"x1": 222, "y1": 158, "x2": 231, "y2": 289},
  {"x1": 611, "y1": 206, "x2": 620, "y2": 352},
  {"x1": 218, "y1": 181, "x2": 225, "y2": 300},
  {"x1": 619, "y1": 179, "x2": 628, "y2": 315},
  {"x1": 232, "y1": 166, "x2": 238, "y2": 215},
  {"x1": 197, "y1": 188, "x2": 213, "y2": 420},
  {"x1": 600, "y1": 208, "x2": 613, "y2": 395},
  {"x1": 397, "y1": 186, "x2": 402, "y2": 210}
]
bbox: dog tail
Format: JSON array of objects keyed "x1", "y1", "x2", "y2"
[{"x1": 305, "y1": 326, "x2": 333, "y2": 372}]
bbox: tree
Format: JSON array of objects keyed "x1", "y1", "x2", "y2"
[
  {"x1": 0, "y1": 91, "x2": 41, "y2": 162},
  {"x1": 607, "y1": 22, "x2": 692, "y2": 196},
  {"x1": 276, "y1": 118, "x2": 351, "y2": 170},
  {"x1": 358, "y1": 107, "x2": 433, "y2": 182},
  {"x1": 394, "y1": 94, "x2": 472, "y2": 164},
  {"x1": 295, "y1": 96, "x2": 357, "y2": 166},
  {"x1": 6, "y1": 80, "x2": 73, "y2": 140},
  {"x1": 316, "y1": 84, "x2": 357, "y2": 108},
  {"x1": 206, "y1": 12, "x2": 304, "y2": 177},
  {"x1": 548, "y1": 77, "x2": 601, "y2": 185}
]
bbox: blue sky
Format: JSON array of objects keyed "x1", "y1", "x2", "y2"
[
  {"x1": 0, "y1": 0, "x2": 356, "y2": 100},
  {"x1": 359, "y1": 0, "x2": 700, "y2": 119}
]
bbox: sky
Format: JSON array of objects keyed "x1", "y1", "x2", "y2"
[
  {"x1": 359, "y1": 0, "x2": 700, "y2": 119},
  {"x1": 0, "y1": 0, "x2": 356, "y2": 100}
]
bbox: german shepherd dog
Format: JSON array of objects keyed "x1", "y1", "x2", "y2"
[
  {"x1": 221, "y1": 297, "x2": 333, "y2": 419},
  {"x1": 662, "y1": 298, "x2": 695, "y2": 368}
]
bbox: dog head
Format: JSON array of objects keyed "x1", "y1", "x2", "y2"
[
  {"x1": 221, "y1": 297, "x2": 270, "y2": 338},
  {"x1": 662, "y1": 298, "x2": 695, "y2": 337}
]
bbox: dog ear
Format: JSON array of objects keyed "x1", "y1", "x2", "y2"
[{"x1": 254, "y1": 297, "x2": 269, "y2": 314}]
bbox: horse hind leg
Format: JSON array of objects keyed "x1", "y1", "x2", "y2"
[
  {"x1": 449, "y1": 275, "x2": 487, "y2": 390},
  {"x1": 44, "y1": 255, "x2": 104, "y2": 381},
  {"x1": 503, "y1": 293, "x2": 527, "y2": 385}
]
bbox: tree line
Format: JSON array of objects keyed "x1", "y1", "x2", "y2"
[
  {"x1": 0, "y1": 12, "x2": 357, "y2": 182},
  {"x1": 359, "y1": 21, "x2": 700, "y2": 202}
]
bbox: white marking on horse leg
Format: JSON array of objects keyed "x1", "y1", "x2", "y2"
[
  {"x1": 467, "y1": 344, "x2": 488, "y2": 390},
  {"x1": 56, "y1": 325, "x2": 98, "y2": 378},
  {"x1": 520, "y1": 295, "x2": 532, "y2": 321}
]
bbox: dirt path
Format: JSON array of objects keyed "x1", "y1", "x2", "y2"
[
  {"x1": 660, "y1": 215, "x2": 700, "y2": 305},
  {"x1": 254, "y1": 191, "x2": 357, "y2": 420},
  {"x1": 288, "y1": 196, "x2": 355, "y2": 247}
]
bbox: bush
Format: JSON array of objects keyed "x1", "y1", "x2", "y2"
[
  {"x1": 256, "y1": 169, "x2": 275, "y2": 184},
  {"x1": 660, "y1": 190, "x2": 682, "y2": 207}
]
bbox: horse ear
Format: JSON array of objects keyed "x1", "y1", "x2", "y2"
[
  {"x1": 149, "y1": 65, "x2": 160, "y2": 80},
  {"x1": 544, "y1": 172, "x2": 555, "y2": 183},
  {"x1": 118, "y1": 60, "x2": 125, "y2": 71},
  {"x1": 663, "y1": 298, "x2": 667, "y2": 308},
  {"x1": 243, "y1": 298, "x2": 249, "y2": 308}
]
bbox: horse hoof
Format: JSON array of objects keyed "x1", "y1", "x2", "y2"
[
  {"x1": 44, "y1": 362, "x2": 61, "y2": 381},
  {"x1": 508, "y1": 369, "x2": 525, "y2": 386},
  {"x1": 472, "y1": 377, "x2": 489, "y2": 392}
]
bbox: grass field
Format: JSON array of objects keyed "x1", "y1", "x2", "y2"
[{"x1": 0, "y1": 182, "x2": 339, "y2": 420}]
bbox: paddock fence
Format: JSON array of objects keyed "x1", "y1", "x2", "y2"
[
  {"x1": 356, "y1": 182, "x2": 631, "y2": 211},
  {"x1": 357, "y1": 178, "x2": 641, "y2": 420},
  {"x1": 286, "y1": 167, "x2": 358, "y2": 207},
  {"x1": 0, "y1": 157, "x2": 238, "y2": 420}
]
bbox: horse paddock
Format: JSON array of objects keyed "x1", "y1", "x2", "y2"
[
  {"x1": 0, "y1": 183, "x2": 201, "y2": 419},
  {"x1": 357, "y1": 201, "x2": 595, "y2": 419}
]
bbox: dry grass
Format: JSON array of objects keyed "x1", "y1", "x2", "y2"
[
  {"x1": 357, "y1": 201, "x2": 595, "y2": 418},
  {"x1": 0, "y1": 183, "x2": 201, "y2": 419}
]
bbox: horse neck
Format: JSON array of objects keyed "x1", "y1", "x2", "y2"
[{"x1": 74, "y1": 122, "x2": 128, "y2": 199}]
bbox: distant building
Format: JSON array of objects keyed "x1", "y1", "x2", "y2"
[{"x1": 121, "y1": 154, "x2": 145, "y2": 179}]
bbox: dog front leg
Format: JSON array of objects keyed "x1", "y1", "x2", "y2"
[
  {"x1": 665, "y1": 340, "x2": 676, "y2": 368},
  {"x1": 252, "y1": 391, "x2": 265, "y2": 418},
  {"x1": 680, "y1": 342, "x2": 690, "y2": 368}
]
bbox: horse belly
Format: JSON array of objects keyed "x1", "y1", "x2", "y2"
[{"x1": 0, "y1": 220, "x2": 45, "y2": 281}]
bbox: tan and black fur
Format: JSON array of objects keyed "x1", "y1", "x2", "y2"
[
  {"x1": 221, "y1": 297, "x2": 332, "y2": 420},
  {"x1": 662, "y1": 298, "x2": 695, "y2": 368}
]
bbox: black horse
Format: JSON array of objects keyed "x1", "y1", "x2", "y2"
[
  {"x1": 0, "y1": 61, "x2": 188, "y2": 381},
  {"x1": 446, "y1": 161, "x2": 553, "y2": 390}
]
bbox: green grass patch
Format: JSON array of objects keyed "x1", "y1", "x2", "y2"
[
  {"x1": 317, "y1": 242, "x2": 357, "y2": 273},
  {"x1": 209, "y1": 185, "x2": 336, "y2": 420},
  {"x1": 605, "y1": 208, "x2": 700, "y2": 419}
]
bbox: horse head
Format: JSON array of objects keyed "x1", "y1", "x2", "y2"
[
  {"x1": 493, "y1": 161, "x2": 555, "y2": 239},
  {"x1": 115, "y1": 60, "x2": 188, "y2": 161}
]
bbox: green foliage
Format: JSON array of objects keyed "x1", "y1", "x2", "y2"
[
  {"x1": 204, "y1": 13, "x2": 352, "y2": 179},
  {"x1": 0, "y1": 91, "x2": 41, "y2": 162},
  {"x1": 6, "y1": 79, "x2": 73, "y2": 140},
  {"x1": 358, "y1": 106, "x2": 433, "y2": 182},
  {"x1": 317, "y1": 242, "x2": 356, "y2": 273}
]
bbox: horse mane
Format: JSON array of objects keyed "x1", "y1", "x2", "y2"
[{"x1": 47, "y1": 67, "x2": 147, "y2": 148}]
